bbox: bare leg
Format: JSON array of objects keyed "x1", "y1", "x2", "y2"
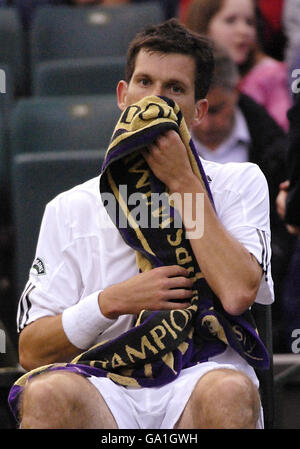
[
  {"x1": 175, "y1": 368, "x2": 261, "y2": 429},
  {"x1": 20, "y1": 371, "x2": 118, "y2": 429}
]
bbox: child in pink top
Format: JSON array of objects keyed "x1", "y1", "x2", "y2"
[
  {"x1": 185, "y1": 0, "x2": 291, "y2": 131},
  {"x1": 239, "y1": 57, "x2": 290, "y2": 131}
]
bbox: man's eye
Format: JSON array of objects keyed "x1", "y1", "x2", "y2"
[
  {"x1": 139, "y1": 79, "x2": 150, "y2": 86},
  {"x1": 170, "y1": 85, "x2": 183, "y2": 93}
]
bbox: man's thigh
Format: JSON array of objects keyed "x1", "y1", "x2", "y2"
[{"x1": 21, "y1": 370, "x2": 118, "y2": 429}]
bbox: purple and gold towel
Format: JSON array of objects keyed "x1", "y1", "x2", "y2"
[{"x1": 8, "y1": 96, "x2": 269, "y2": 422}]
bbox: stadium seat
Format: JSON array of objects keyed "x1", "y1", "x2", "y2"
[
  {"x1": 252, "y1": 303, "x2": 274, "y2": 429},
  {"x1": 11, "y1": 150, "x2": 106, "y2": 297},
  {"x1": 1, "y1": 64, "x2": 15, "y2": 180},
  {"x1": 9, "y1": 95, "x2": 120, "y2": 156},
  {"x1": 30, "y1": 4, "x2": 164, "y2": 68},
  {"x1": 0, "y1": 114, "x2": 4, "y2": 182},
  {"x1": 33, "y1": 56, "x2": 125, "y2": 97},
  {"x1": 0, "y1": 64, "x2": 14, "y2": 119},
  {"x1": 0, "y1": 7, "x2": 25, "y2": 95}
]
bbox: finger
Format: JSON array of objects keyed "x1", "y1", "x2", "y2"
[
  {"x1": 279, "y1": 180, "x2": 290, "y2": 190},
  {"x1": 160, "y1": 301, "x2": 191, "y2": 310},
  {"x1": 165, "y1": 287, "x2": 194, "y2": 301},
  {"x1": 155, "y1": 133, "x2": 169, "y2": 150},
  {"x1": 166, "y1": 276, "x2": 194, "y2": 289},
  {"x1": 287, "y1": 224, "x2": 300, "y2": 235},
  {"x1": 148, "y1": 143, "x2": 161, "y2": 157},
  {"x1": 159, "y1": 265, "x2": 192, "y2": 278}
]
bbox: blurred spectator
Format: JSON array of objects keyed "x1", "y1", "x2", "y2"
[
  {"x1": 178, "y1": 0, "x2": 192, "y2": 22},
  {"x1": 185, "y1": 0, "x2": 291, "y2": 131},
  {"x1": 283, "y1": 0, "x2": 300, "y2": 70},
  {"x1": 256, "y1": 0, "x2": 286, "y2": 61},
  {"x1": 276, "y1": 93, "x2": 300, "y2": 351},
  {"x1": 191, "y1": 46, "x2": 296, "y2": 351},
  {"x1": 277, "y1": 93, "x2": 300, "y2": 233}
]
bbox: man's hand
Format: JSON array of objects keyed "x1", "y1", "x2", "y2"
[
  {"x1": 276, "y1": 180, "x2": 289, "y2": 220},
  {"x1": 99, "y1": 265, "x2": 194, "y2": 319},
  {"x1": 142, "y1": 130, "x2": 196, "y2": 194},
  {"x1": 276, "y1": 180, "x2": 300, "y2": 235}
]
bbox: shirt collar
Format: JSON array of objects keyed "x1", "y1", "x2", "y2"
[{"x1": 192, "y1": 107, "x2": 251, "y2": 157}]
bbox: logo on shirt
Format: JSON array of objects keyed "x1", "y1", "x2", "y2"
[{"x1": 31, "y1": 257, "x2": 46, "y2": 275}]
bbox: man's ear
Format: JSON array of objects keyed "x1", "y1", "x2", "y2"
[
  {"x1": 193, "y1": 99, "x2": 209, "y2": 125},
  {"x1": 117, "y1": 80, "x2": 128, "y2": 111}
]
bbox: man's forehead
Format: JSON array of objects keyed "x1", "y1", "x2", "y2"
[{"x1": 133, "y1": 49, "x2": 196, "y2": 81}]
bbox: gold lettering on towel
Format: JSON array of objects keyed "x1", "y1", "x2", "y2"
[
  {"x1": 150, "y1": 325, "x2": 167, "y2": 350},
  {"x1": 125, "y1": 335, "x2": 158, "y2": 363},
  {"x1": 152, "y1": 204, "x2": 173, "y2": 229},
  {"x1": 161, "y1": 319, "x2": 178, "y2": 339},
  {"x1": 129, "y1": 159, "x2": 151, "y2": 189},
  {"x1": 111, "y1": 353, "x2": 126, "y2": 369},
  {"x1": 167, "y1": 229, "x2": 183, "y2": 246},
  {"x1": 162, "y1": 353, "x2": 177, "y2": 374},
  {"x1": 170, "y1": 309, "x2": 191, "y2": 332},
  {"x1": 176, "y1": 247, "x2": 192, "y2": 265}
]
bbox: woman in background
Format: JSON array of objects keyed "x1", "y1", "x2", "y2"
[{"x1": 185, "y1": 0, "x2": 291, "y2": 131}]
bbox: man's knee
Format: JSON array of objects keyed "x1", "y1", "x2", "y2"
[
  {"x1": 20, "y1": 371, "x2": 108, "y2": 428},
  {"x1": 22, "y1": 371, "x2": 82, "y2": 408},
  {"x1": 20, "y1": 372, "x2": 83, "y2": 426},
  {"x1": 192, "y1": 368, "x2": 261, "y2": 428}
]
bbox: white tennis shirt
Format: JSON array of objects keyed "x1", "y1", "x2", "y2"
[{"x1": 17, "y1": 158, "x2": 274, "y2": 349}]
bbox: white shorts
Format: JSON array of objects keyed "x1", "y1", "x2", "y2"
[{"x1": 88, "y1": 347, "x2": 264, "y2": 429}]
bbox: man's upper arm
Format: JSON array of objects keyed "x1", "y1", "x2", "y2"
[
  {"x1": 17, "y1": 197, "x2": 82, "y2": 332},
  {"x1": 211, "y1": 162, "x2": 274, "y2": 304}
]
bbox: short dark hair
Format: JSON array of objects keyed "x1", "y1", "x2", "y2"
[
  {"x1": 210, "y1": 45, "x2": 240, "y2": 91},
  {"x1": 125, "y1": 18, "x2": 215, "y2": 100}
]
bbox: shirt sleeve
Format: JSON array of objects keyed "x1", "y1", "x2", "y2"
[
  {"x1": 211, "y1": 161, "x2": 274, "y2": 305},
  {"x1": 16, "y1": 195, "x2": 114, "y2": 333}
]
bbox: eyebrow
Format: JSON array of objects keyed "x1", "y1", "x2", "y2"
[{"x1": 133, "y1": 72, "x2": 189, "y2": 88}]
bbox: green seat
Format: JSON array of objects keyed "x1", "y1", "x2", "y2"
[
  {"x1": 9, "y1": 95, "x2": 120, "y2": 156},
  {"x1": 0, "y1": 64, "x2": 14, "y2": 119},
  {"x1": 0, "y1": 114, "x2": 4, "y2": 182},
  {"x1": 33, "y1": 56, "x2": 125, "y2": 96},
  {"x1": 30, "y1": 4, "x2": 164, "y2": 67},
  {"x1": 252, "y1": 303, "x2": 274, "y2": 429},
  {"x1": 0, "y1": 7, "x2": 25, "y2": 95},
  {"x1": 11, "y1": 150, "x2": 105, "y2": 297}
]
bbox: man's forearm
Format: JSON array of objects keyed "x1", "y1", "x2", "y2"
[
  {"x1": 19, "y1": 315, "x2": 81, "y2": 371},
  {"x1": 170, "y1": 173, "x2": 262, "y2": 315}
]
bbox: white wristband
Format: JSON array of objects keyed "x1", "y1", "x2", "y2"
[{"x1": 62, "y1": 291, "x2": 116, "y2": 350}]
